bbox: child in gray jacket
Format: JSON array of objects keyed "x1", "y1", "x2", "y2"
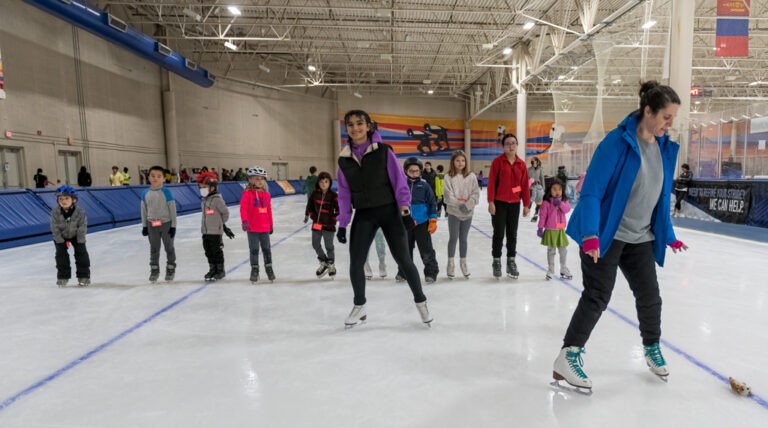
[
  {"x1": 51, "y1": 186, "x2": 90, "y2": 287},
  {"x1": 200, "y1": 178, "x2": 234, "y2": 280}
]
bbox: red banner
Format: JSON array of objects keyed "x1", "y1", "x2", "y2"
[{"x1": 717, "y1": 0, "x2": 750, "y2": 16}]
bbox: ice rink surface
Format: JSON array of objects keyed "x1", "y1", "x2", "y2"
[{"x1": 0, "y1": 192, "x2": 766, "y2": 427}]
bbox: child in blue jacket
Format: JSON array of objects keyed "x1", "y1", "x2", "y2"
[{"x1": 396, "y1": 157, "x2": 439, "y2": 283}]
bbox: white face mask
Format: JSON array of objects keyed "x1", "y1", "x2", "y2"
[{"x1": 200, "y1": 188, "x2": 209, "y2": 197}]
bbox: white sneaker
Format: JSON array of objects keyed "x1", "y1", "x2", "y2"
[
  {"x1": 364, "y1": 262, "x2": 373, "y2": 280},
  {"x1": 553, "y1": 346, "x2": 592, "y2": 389},
  {"x1": 345, "y1": 304, "x2": 367, "y2": 328},
  {"x1": 415, "y1": 301, "x2": 433, "y2": 325},
  {"x1": 446, "y1": 258, "x2": 455, "y2": 278},
  {"x1": 644, "y1": 343, "x2": 669, "y2": 377},
  {"x1": 460, "y1": 258, "x2": 470, "y2": 278},
  {"x1": 379, "y1": 262, "x2": 387, "y2": 278}
]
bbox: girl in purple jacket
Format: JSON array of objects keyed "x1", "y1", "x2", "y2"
[{"x1": 536, "y1": 181, "x2": 572, "y2": 280}]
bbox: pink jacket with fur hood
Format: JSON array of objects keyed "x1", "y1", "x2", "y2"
[{"x1": 537, "y1": 198, "x2": 571, "y2": 230}]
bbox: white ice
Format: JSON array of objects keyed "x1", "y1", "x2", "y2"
[{"x1": 0, "y1": 192, "x2": 767, "y2": 427}]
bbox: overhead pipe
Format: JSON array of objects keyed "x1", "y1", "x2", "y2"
[{"x1": 23, "y1": 0, "x2": 214, "y2": 88}]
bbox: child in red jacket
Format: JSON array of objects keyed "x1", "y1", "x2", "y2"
[
  {"x1": 305, "y1": 171, "x2": 340, "y2": 279},
  {"x1": 241, "y1": 166, "x2": 274, "y2": 283}
]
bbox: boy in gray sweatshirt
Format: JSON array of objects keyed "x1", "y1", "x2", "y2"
[
  {"x1": 199, "y1": 178, "x2": 233, "y2": 280},
  {"x1": 141, "y1": 165, "x2": 177, "y2": 283},
  {"x1": 51, "y1": 186, "x2": 90, "y2": 287}
]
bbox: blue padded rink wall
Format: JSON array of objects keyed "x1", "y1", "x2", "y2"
[{"x1": 0, "y1": 187, "x2": 766, "y2": 427}]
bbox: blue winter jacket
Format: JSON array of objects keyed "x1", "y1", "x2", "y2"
[
  {"x1": 408, "y1": 177, "x2": 438, "y2": 225},
  {"x1": 566, "y1": 111, "x2": 678, "y2": 267}
]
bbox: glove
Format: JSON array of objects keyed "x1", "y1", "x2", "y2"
[
  {"x1": 303, "y1": 215, "x2": 309, "y2": 224},
  {"x1": 669, "y1": 240, "x2": 687, "y2": 253},
  {"x1": 537, "y1": 228, "x2": 544, "y2": 238},
  {"x1": 552, "y1": 197, "x2": 562, "y2": 207},
  {"x1": 65, "y1": 240, "x2": 71, "y2": 248},
  {"x1": 142, "y1": 227, "x2": 148, "y2": 237},
  {"x1": 402, "y1": 213, "x2": 416, "y2": 230},
  {"x1": 223, "y1": 224, "x2": 235, "y2": 239},
  {"x1": 241, "y1": 221, "x2": 249, "y2": 232},
  {"x1": 428, "y1": 218, "x2": 437, "y2": 234},
  {"x1": 459, "y1": 204, "x2": 470, "y2": 215},
  {"x1": 582, "y1": 237, "x2": 599, "y2": 254},
  {"x1": 169, "y1": 227, "x2": 176, "y2": 239},
  {"x1": 337, "y1": 227, "x2": 347, "y2": 244}
]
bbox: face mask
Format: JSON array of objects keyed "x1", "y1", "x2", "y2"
[{"x1": 200, "y1": 188, "x2": 209, "y2": 197}]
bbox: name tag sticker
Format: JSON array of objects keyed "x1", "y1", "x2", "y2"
[
  {"x1": 557, "y1": 223, "x2": 565, "y2": 229},
  {"x1": 151, "y1": 220, "x2": 162, "y2": 227},
  {"x1": 205, "y1": 209, "x2": 215, "y2": 215},
  {"x1": 312, "y1": 223, "x2": 323, "y2": 231},
  {"x1": 258, "y1": 208, "x2": 268, "y2": 214},
  {"x1": 512, "y1": 186, "x2": 521, "y2": 193}
]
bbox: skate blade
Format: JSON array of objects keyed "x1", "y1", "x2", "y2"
[
  {"x1": 344, "y1": 317, "x2": 367, "y2": 329},
  {"x1": 508, "y1": 274, "x2": 519, "y2": 279},
  {"x1": 649, "y1": 368, "x2": 669, "y2": 382},
  {"x1": 549, "y1": 379, "x2": 593, "y2": 396},
  {"x1": 365, "y1": 275, "x2": 373, "y2": 280},
  {"x1": 317, "y1": 271, "x2": 328, "y2": 279}
]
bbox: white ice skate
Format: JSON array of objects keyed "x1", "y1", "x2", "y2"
[
  {"x1": 379, "y1": 262, "x2": 387, "y2": 278},
  {"x1": 345, "y1": 304, "x2": 367, "y2": 328},
  {"x1": 560, "y1": 267, "x2": 573, "y2": 280},
  {"x1": 460, "y1": 258, "x2": 470, "y2": 278},
  {"x1": 545, "y1": 269, "x2": 555, "y2": 280},
  {"x1": 446, "y1": 258, "x2": 455, "y2": 279},
  {"x1": 644, "y1": 343, "x2": 669, "y2": 381},
  {"x1": 56, "y1": 279, "x2": 68, "y2": 287},
  {"x1": 551, "y1": 346, "x2": 593, "y2": 395},
  {"x1": 415, "y1": 301, "x2": 433, "y2": 326},
  {"x1": 364, "y1": 262, "x2": 373, "y2": 280},
  {"x1": 316, "y1": 260, "x2": 329, "y2": 278},
  {"x1": 77, "y1": 278, "x2": 91, "y2": 287}
]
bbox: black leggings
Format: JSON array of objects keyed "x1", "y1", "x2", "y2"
[
  {"x1": 491, "y1": 200, "x2": 521, "y2": 258},
  {"x1": 349, "y1": 203, "x2": 426, "y2": 305},
  {"x1": 674, "y1": 190, "x2": 687, "y2": 211}
]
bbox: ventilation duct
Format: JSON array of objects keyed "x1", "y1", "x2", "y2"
[{"x1": 23, "y1": 0, "x2": 214, "y2": 88}]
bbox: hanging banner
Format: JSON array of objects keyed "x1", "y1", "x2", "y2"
[
  {"x1": 686, "y1": 181, "x2": 752, "y2": 224},
  {"x1": 715, "y1": 18, "x2": 750, "y2": 57},
  {"x1": 717, "y1": 0, "x2": 750, "y2": 16},
  {"x1": 0, "y1": 46, "x2": 5, "y2": 100}
]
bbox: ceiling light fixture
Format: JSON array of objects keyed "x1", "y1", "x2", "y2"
[
  {"x1": 183, "y1": 8, "x2": 202, "y2": 21},
  {"x1": 427, "y1": 89, "x2": 434, "y2": 95},
  {"x1": 523, "y1": 21, "x2": 535, "y2": 30},
  {"x1": 227, "y1": 6, "x2": 241, "y2": 16},
  {"x1": 224, "y1": 40, "x2": 238, "y2": 50},
  {"x1": 642, "y1": 20, "x2": 657, "y2": 29},
  {"x1": 353, "y1": 91, "x2": 363, "y2": 98},
  {"x1": 307, "y1": 65, "x2": 317, "y2": 72},
  {"x1": 502, "y1": 47, "x2": 513, "y2": 55},
  {"x1": 258, "y1": 64, "x2": 270, "y2": 73}
]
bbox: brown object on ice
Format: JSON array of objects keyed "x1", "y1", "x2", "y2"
[{"x1": 729, "y1": 377, "x2": 752, "y2": 396}]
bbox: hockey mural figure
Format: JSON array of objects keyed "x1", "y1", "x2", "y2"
[
  {"x1": 424, "y1": 123, "x2": 449, "y2": 151},
  {"x1": 407, "y1": 128, "x2": 435, "y2": 156}
]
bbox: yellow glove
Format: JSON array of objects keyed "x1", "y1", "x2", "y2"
[{"x1": 428, "y1": 218, "x2": 437, "y2": 234}]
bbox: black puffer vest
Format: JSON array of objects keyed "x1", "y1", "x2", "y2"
[{"x1": 338, "y1": 143, "x2": 396, "y2": 209}]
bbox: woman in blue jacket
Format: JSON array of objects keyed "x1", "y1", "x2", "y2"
[{"x1": 552, "y1": 81, "x2": 689, "y2": 392}]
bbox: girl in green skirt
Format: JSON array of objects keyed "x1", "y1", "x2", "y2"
[{"x1": 536, "y1": 181, "x2": 572, "y2": 280}]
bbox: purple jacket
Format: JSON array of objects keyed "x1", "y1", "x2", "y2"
[
  {"x1": 537, "y1": 199, "x2": 571, "y2": 230},
  {"x1": 337, "y1": 131, "x2": 411, "y2": 228}
]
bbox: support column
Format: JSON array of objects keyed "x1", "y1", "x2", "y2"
[
  {"x1": 464, "y1": 119, "x2": 472, "y2": 163},
  {"x1": 516, "y1": 86, "x2": 527, "y2": 159},
  {"x1": 161, "y1": 71, "x2": 179, "y2": 173},
  {"x1": 669, "y1": 0, "x2": 695, "y2": 169}
]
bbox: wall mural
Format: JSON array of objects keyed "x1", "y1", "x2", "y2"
[{"x1": 339, "y1": 113, "x2": 554, "y2": 160}]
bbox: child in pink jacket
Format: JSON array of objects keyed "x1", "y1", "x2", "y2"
[
  {"x1": 537, "y1": 181, "x2": 572, "y2": 280},
  {"x1": 241, "y1": 166, "x2": 275, "y2": 283}
]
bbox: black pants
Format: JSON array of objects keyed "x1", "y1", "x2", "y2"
[
  {"x1": 674, "y1": 190, "x2": 687, "y2": 211},
  {"x1": 202, "y1": 234, "x2": 224, "y2": 265},
  {"x1": 55, "y1": 241, "x2": 90, "y2": 279},
  {"x1": 491, "y1": 200, "x2": 521, "y2": 258},
  {"x1": 349, "y1": 203, "x2": 426, "y2": 306},
  {"x1": 563, "y1": 240, "x2": 662, "y2": 348},
  {"x1": 396, "y1": 221, "x2": 439, "y2": 279}
]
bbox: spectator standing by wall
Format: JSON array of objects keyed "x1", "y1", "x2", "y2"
[{"x1": 77, "y1": 166, "x2": 92, "y2": 187}]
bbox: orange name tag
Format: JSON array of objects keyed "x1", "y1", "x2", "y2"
[
  {"x1": 151, "y1": 220, "x2": 162, "y2": 227},
  {"x1": 205, "y1": 209, "x2": 215, "y2": 215},
  {"x1": 312, "y1": 223, "x2": 323, "y2": 231},
  {"x1": 556, "y1": 223, "x2": 565, "y2": 229},
  {"x1": 512, "y1": 186, "x2": 521, "y2": 193},
  {"x1": 259, "y1": 208, "x2": 268, "y2": 214}
]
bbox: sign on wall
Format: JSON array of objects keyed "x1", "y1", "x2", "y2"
[
  {"x1": 0, "y1": 46, "x2": 5, "y2": 100},
  {"x1": 687, "y1": 181, "x2": 752, "y2": 224}
]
